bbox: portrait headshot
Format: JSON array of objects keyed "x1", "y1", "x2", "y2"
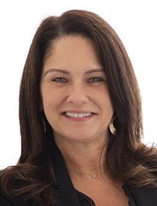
[{"x1": 0, "y1": 1, "x2": 157, "y2": 206}]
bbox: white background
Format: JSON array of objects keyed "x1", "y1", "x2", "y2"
[{"x1": 0, "y1": 0, "x2": 157, "y2": 169}]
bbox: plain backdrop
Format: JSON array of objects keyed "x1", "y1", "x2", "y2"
[{"x1": 0, "y1": 0, "x2": 157, "y2": 169}]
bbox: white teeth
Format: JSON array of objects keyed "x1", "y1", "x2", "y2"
[{"x1": 65, "y1": 112, "x2": 92, "y2": 118}]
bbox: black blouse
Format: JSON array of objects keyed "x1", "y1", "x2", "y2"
[{"x1": 0, "y1": 141, "x2": 157, "y2": 206}]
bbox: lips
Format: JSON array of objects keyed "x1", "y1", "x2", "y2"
[
  {"x1": 61, "y1": 111, "x2": 97, "y2": 119},
  {"x1": 65, "y1": 112, "x2": 92, "y2": 118}
]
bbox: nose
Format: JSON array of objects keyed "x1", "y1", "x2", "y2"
[{"x1": 67, "y1": 83, "x2": 89, "y2": 105}]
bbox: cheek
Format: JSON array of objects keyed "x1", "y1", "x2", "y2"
[
  {"x1": 42, "y1": 94, "x2": 56, "y2": 111},
  {"x1": 97, "y1": 92, "x2": 114, "y2": 117},
  {"x1": 40, "y1": 87, "x2": 53, "y2": 111},
  {"x1": 106, "y1": 97, "x2": 114, "y2": 114},
  {"x1": 92, "y1": 86, "x2": 113, "y2": 107},
  {"x1": 41, "y1": 87, "x2": 65, "y2": 112}
]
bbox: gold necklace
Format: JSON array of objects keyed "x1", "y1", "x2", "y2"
[
  {"x1": 68, "y1": 169, "x2": 104, "y2": 179},
  {"x1": 90, "y1": 174, "x2": 97, "y2": 179}
]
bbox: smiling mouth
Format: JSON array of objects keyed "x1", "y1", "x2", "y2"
[
  {"x1": 65, "y1": 112, "x2": 92, "y2": 118},
  {"x1": 61, "y1": 112, "x2": 97, "y2": 120}
]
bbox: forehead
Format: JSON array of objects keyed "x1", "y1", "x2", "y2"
[{"x1": 43, "y1": 35, "x2": 102, "y2": 73}]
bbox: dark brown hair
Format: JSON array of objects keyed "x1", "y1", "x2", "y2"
[{"x1": 1, "y1": 9, "x2": 157, "y2": 206}]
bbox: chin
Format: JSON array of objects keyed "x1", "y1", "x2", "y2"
[{"x1": 62, "y1": 133, "x2": 98, "y2": 143}]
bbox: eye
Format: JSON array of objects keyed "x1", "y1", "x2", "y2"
[
  {"x1": 87, "y1": 77, "x2": 107, "y2": 83},
  {"x1": 51, "y1": 77, "x2": 68, "y2": 83}
]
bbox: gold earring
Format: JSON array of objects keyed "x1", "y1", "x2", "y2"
[{"x1": 109, "y1": 116, "x2": 117, "y2": 135}]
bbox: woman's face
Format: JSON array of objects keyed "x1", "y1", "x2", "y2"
[{"x1": 40, "y1": 35, "x2": 114, "y2": 143}]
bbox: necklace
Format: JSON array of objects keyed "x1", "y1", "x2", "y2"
[
  {"x1": 90, "y1": 174, "x2": 97, "y2": 179},
  {"x1": 68, "y1": 169, "x2": 104, "y2": 179}
]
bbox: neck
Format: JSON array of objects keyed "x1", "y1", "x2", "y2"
[{"x1": 54, "y1": 136, "x2": 107, "y2": 176}]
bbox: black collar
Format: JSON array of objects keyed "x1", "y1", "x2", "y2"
[{"x1": 49, "y1": 137, "x2": 157, "y2": 206}]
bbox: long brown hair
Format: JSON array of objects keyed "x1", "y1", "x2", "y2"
[{"x1": 1, "y1": 9, "x2": 157, "y2": 206}]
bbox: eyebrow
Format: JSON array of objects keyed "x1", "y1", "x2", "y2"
[
  {"x1": 44, "y1": 69, "x2": 69, "y2": 76},
  {"x1": 85, "y1": 69, "x2": 104, "y2": 74},
  {"x1": 44, "y1": 68, "x2": 105, "y2": 76}
]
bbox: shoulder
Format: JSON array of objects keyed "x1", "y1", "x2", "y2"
[{"x1": 131, "y1": 186, "x2": 157, "y2": 206}]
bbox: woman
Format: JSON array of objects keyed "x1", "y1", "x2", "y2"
[{"x1": 0, "y1": 9, "x2": 157, "y2": 206}]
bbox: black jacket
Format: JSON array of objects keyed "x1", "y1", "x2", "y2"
[{"x1": 1, "y1": 142, "x2": 157, "y2": 206}]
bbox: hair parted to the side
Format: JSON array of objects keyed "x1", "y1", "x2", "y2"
[{"x1": 1, "y1": 9, "x2": 157, "y2": 206}]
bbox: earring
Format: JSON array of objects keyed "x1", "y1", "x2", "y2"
[
  {"x1": 40, "y1": 115, "x2": 47, "y2": 133},
  {"x1": 109, "y1": 116, "x2": 118, "y2": 135}
]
